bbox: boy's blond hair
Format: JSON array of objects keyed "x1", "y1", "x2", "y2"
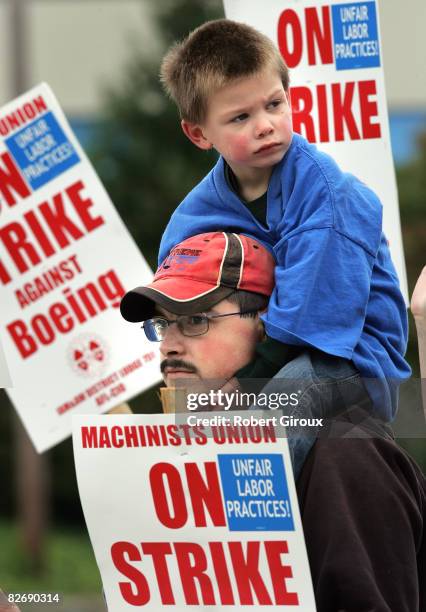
[{"x1": 160, "y1": 19, "x2": 289, "y2": 124}]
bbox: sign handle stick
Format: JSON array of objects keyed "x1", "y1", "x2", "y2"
[
  {"x1": 107, "y1": 403, "x2": 133, "y2": 414},
  {"x1": 411, "y1": 266, "x2": 426, "y2": 411},
  {"x1": 160, "y1": 387, "x2": 187, "y2": 413}
]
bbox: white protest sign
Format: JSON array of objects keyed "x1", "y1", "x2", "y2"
[
  {"x1": 0, "y1": 83, "x2": 161, "y2": 452},
  {"x1": 73, "y1": 413, "x2": 317, "y2": 611},
  {"x1": 0, "y1": 332, "x2": 12, "y2": 387},
  {"x1": 223, "y1": 0, "x2": 408, "y2": 300}
]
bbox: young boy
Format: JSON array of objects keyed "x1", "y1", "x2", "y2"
[{"x1": 158, "y1": 19, "x2": 410, "y2": 474}]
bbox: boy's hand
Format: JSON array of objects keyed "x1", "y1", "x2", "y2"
[
  {"x1": 411, "y1": 266, "x2": 426, "y2": 382},
  {"x1": 411, "y1": 266, "x2": 426, "y2": 321}
]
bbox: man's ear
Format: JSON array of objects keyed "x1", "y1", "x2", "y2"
[
  {"x1": 181, "y1": 119, "x2": 213, "y2": 150},
  {"x1": 257, "y1": 316, "x2": 266, "y2": 342}
]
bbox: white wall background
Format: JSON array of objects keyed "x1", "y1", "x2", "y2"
[
  {"x1": 380, "y1": 0, "x2": 426, "y2": 109},
  {"x1": 0, "y1": 0, "x2": 424, "y2": 114},
  {"x1": 0, "y1": 0, "x2": 160, "y2": 115}
]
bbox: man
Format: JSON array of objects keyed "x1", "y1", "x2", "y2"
[
  {"x1": 121, "y1": 231, "x2": 425, "y2": 611},
  {"x1": 121, "y1": 231, "x2": 273, "y2": 394}
]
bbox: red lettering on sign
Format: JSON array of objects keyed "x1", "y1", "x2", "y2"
[
  {"x1": 332, "y1": 81, "x2": 360, "y2": 141},
  {"x1": 0, "y1": 260, "x2": 11, "y2": 284},
  {"x1": 110, "y1": 426, "x2": 125, "y2": 448},
  {"x1": 38, "y1": 193, "x2": 83, "y2": 247},
  {"x1": 49, "y1": 303, "x2": 73, "y2": 333},
  {"x1": 82, "y1": 426, "x2": 97, "y2": 448},
  {"x1": 150, "y1": 462, "x2": 226, "y2": 529},
  {"x1": 0, "y1": 180, "x2": 105, "y2": 282},
  {"x1": 110, "y1": 540, "x2": 299, "y2": 606},
  {"x1": 317, "y1": 84, "x2": 330, "y2": 142},
  {"x1": 150, "y1": 463, "x2": 188, "y2": 528},
  {"x1": 277, "y1": 6, "x2": 333, "y2": 68},
  {"x1": 305, "y1": 6, "x2": 333, "y2": 65},
  {"x1": 290, "y1": 87, "x2": 315, "y2": 141},
  {"x1": 265, "y1": 541, "x2": 299, "y2": 604},
  {"x1": 0, "y1": 152, "x2": 31, "y2": 207},
  {"x1": 185, "y1": 462, "x2": 226, "y2": 527},
  {"x1": 175, "y1": 543, "x2": 215, "y2": 604},
  {"x1": 14, "y1": 254, "x2": 83, "y2": 308},
  {"x1": 99, "y1": 427, "x2": 112, "y2": 448},
  {"x1": 31, "y1": 314, "x2": 55, "y2": 345},
  {"x1": 359, "y1": 79, "x2": 381, "y2": 139},
  {"x1": 23, "y1": 210, "x2": 56, "y2": 256},
  {"x1": 67, "y1": 180, "x2": 104, "y2": 231},
  {"x1": 0, "y1": 95, "x2": 48, "y2": 137},
  {"x1": 291, "y1": 80, "x2": 381, "y2": 143},
  {"x1": 111, "y1": 541, "x2": 150, "y2": 605},
  {"x1": 209, "y1": 542, "x2": 235, "y2": 604},
  {"x1": 141, "y1": 543, "x2": 175, "y2": 604},
  {"x1": 6, "y1": 268, "x2": 125, "y2": 358},
  {"x1": 34, "y1": 95, "x2": 48, "y2": 115},
  {"x1": 277, "y1": 9, "x2": 302, "y2": 68},
  {"x1": 6, "y1": 320, "x2": 37, "y2": 358},
  {"x1": 229, "y1": 541, "x2": 272, "y2": 605},
  {"x1": 0, "y1": 221, "x2": 42, "y2": 272}
]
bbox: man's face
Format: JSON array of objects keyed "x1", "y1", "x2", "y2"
[
  {"x1": 185, "y1": 67, "x2": 292, "y2": 181},
  {"x1": 157, "y1": 299, "x2": 262, "y2": 389}
]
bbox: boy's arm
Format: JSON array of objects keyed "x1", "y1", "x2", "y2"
[
  {"x1": 264, "y1": 227, "x2": 376, "y2": 358},
  {"x1": 158, "y1": 158, "x2": 273, "y2": 265},
  {"x1": 158, "y1": 164, "x2": 225, "y2": 265},
  {"x1": 236, "y1": 226, "x2": 410, "y2": 422}
]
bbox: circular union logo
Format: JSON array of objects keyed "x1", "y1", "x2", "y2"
[{"x1": 67, "y1": 333, "x2": 109, "y2": 378}]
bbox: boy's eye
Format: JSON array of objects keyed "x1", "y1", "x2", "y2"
[
  {"x1": 268, "y1": 99, "x2": 283, "y2": 109},
  {"x1": 231, "y1": 113, "x2": 249, "y2": 123}
]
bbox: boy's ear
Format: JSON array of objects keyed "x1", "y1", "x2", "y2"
[{"x1": 181, "y1": 120, "x2": 213, "y2": 150}]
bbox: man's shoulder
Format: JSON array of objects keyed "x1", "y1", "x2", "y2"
[
  {"x1": 297, "y1": 414, "x2": 425, "y2": 611},
  {"x1": 300, "y1": 417, "x2": 425, "y2": 501}
]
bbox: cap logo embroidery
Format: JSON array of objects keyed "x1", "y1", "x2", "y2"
[{"x1": 160, "y1": 248, "x2": 202, "y2": 271}]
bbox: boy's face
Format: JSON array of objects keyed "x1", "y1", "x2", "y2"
[{"x1": 182, "y1": 68, "x2": 292, "y2": 179}]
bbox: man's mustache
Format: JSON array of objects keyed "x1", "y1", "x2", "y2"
[{"x1": 160, "y1": 358, "x2": 198, "y2": 375}]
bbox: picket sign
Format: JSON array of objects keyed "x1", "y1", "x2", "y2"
[
  {"x1": 72, "y1": 413, "x2": 317, "y2": 611},
  {"x1": 223, "y1": 0, "x2": 408, "y2": 300},
  {"x1": 0, "y1": 84, "x2": 162, "y2": 452},
  {"x1": 0, "y1": 333, "x2": 12, "y2": 387}
]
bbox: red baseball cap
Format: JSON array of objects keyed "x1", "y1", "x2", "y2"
[{"x1": 120, "y1": 232, "x2": 275, "y2": 322}]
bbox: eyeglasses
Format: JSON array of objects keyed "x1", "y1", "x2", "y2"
[{"x1": 142, "y1": 310, "x2": 257, "y2": 342}]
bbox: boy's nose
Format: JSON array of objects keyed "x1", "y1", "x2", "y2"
[{"x1": 254, "y1": 117, "x2": 274, "y2": 138}]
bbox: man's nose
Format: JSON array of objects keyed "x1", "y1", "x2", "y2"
[{"x1": 159, "y1": 322, "x2": 185, "y2": 357}]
